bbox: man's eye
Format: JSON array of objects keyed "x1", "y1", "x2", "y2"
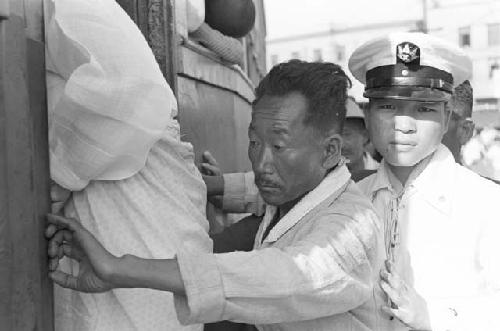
[
  {"x1": 377, "y1": 104, "x2": 395, "y2": 110},
  {"x1": 249, "y1": 140, "x2": 259, "y2": 148},
  {"x1": 418, "y1": 107, "x2": 435, "y2": 113},
  {"x1": 273, "y1": 144, "x2": 284, "y2": 151}
]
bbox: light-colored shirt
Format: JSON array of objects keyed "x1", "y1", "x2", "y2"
[
  {"x1": 174, "y1": 164, "x2": 390, "y2": 331},
  {"x1": 358, "y1": 144, "x2": 500, "y2": 331},
  {"x1": 223, "y1": 171, "x2": 265, "y2": 217}
]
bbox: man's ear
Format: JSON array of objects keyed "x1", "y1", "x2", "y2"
[
  {"x1": 322, "y1": 133, "x2": 343, "y2": 169},
  {"x1": 458, "y1": 120, "x2": 475, "y2": 145}
]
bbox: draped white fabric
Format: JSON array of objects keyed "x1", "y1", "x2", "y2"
[
  {"x1": 47, "y1": 0, "x2": 176, "y2": 191},
  {"x1": 46, "y1": 1, "x2": 211, "y2": 330}
]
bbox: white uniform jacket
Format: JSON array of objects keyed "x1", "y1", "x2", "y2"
[{"x1": 358, "y1": 144, "x2": 500, "y2": 331}]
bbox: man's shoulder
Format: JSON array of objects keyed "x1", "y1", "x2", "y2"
[
  {"x1": 319, "y1": 180, "x2": 380, "y2": 225},
  {"x1": 453, "y1": 163, "x2": 500, "y2": 199}
]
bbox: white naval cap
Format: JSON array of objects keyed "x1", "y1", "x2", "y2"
[{"x1": 348, "y1": 32, "x2": 472, "y2": 101}]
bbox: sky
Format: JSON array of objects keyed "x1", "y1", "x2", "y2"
[{"x1": 263, "y1": 0, "x2": 492, "y2": 40}]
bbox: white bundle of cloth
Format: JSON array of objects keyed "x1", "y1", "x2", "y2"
[{"x1": 46, "y1": 0, "x2": 211, "y2": 330}]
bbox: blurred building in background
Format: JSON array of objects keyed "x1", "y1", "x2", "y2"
[
  {"x1": 266, "y1": 0, "x2": 500, "y2": 114},
  {"x1": 267, "y1": 19, "x2": 421, "y2": 101}
]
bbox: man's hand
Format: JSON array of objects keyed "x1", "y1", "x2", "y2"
[
  {"x1": 200, "y1": 151, "x2": 223, "y2": 177},
  {"x1": 380, "y1": 260, "x2": 431, "y2": 330},
  {"x1": 46, "y1": 214, "x2": 117, "y2": 293},
  {"x1": 199, "y1": 151, "x2": 224, "y2": 206}
]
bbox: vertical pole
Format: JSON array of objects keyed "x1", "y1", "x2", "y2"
[
  {"x1": 421, "y1": 0, "x2": 428, "y2": 33},
  {"x1": 0, "y1": 0, "x2": 52, "y2": 330},
  {"x1": 146, "y1": 0, "x2": 178, "y2": 95},
  {"x1": 116, "y1": 0, "x2": 178, "y2": 95}
]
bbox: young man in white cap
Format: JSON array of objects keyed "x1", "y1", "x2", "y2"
[{"x1": 349, "y1": 32, "x2": 500, "y2": 331}]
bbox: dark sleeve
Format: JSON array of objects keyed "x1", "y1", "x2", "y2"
[{"x1": 211, "y1": 214, "x2": 262, "y2": 253}]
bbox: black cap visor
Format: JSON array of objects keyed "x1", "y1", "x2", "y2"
[{"x1": 364, "y1": 86, "x2": 452, "y2": 102}]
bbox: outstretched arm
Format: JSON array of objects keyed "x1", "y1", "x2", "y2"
[
  {"x1": 46, "y1": 214, "x2": 185, "y2": 294},
  {"x1": 47, "y1": 208, "x2": 382, "y2": 325}
]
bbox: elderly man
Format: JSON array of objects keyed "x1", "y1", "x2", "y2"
[
  {"x1": 47, "y1": 60, "x2": 388, "y2": 331},
  {"x1": 349, "y1": 32, "x2": 500, "y2": 331},
  {"x1": 200, "y1": 97, "x2": 379, "y2": 219}
]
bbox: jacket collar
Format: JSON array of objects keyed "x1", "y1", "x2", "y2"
[
  {"x1": 370, "y1": 144, "x2": 456, "y2": 214},
  {"x1": 260, "y1": 159, "x2": 351, "y2": 244}
]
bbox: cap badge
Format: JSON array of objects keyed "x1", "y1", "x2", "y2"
[{"x1": 396, "y1": 42, "x2": 420, "y2": 65}]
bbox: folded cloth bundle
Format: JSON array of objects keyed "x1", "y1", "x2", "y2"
[
  {"x1": 190, "y1": 22, "x2": 245, "y2": 66},
  {"x1": 47, "y1": 0, "x2": 176, "y2": 191}
]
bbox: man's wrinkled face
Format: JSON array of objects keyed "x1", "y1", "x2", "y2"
[
  {"x1": 248, "y1": 92, "x2": 327, "y2": 206},
  {"x1": 342, "y1": 119, "x2": 368, "y2": 169},
  {"x1": 366, "y1": 98, "x2": 449, "y2": 167}
]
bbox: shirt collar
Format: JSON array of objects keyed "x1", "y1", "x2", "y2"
[
  {"x1": 261, "y1": 158, "x2": 352, "y2": 244},
  {"x1": 370, "y1": 144, "x2": 455, "y2": 213}
]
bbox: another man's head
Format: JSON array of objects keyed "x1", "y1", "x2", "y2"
[
  {"x1": 441, "y1": 80, "x2": 475, "y2": 163},
  {"x1": 248, "y1": 60, "x2": 351, "y2": 207},
  {"x1": 349, "y1": 32, "x2": 472, "y2": 182},
  {"x1": 342, "y1": 97, "x2": 370, "y2": 172}
]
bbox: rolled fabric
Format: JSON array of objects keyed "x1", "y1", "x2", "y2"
[
  {"x1": 190, "y1": 22, "x2": 245, "y2": 66},
  {"x1": 47, "y1": 0, "x2": 176, "y2": 191},
  {"x1": 186, "y1": 0, "x2": 205, "y2": 32}
]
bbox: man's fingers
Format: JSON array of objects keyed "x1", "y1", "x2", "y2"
[
  {"x1": 380, "y1": 280, "x2": 401, "y2": 305},
  {"x1": 202, "y1": 151, "x2": 219, "y2": 166},
  {"x1": 45, "y1": 224, "x2": 58, "y2": 239},
  {"x1": 380, "y1": 269, "x2": 402, "y2": 289},
  {"x1": 48, "y1": 229, "x2": 73, "y2": 258},
  {"x1": 200, "y1": 163, "x2": 221, "y2": 176},
  {"x1": 380, "y1": 269, "x2": 390, "y2": 282},
  {"x1": 48, "y1": 257, "x2": 59, "y2": 271},
  {"x1": 385, "y1": 259, "x2": 393, "y2": 272},
  {"x1": 380, "y1": 265, "x2": 405, "y2": 293},
  {"x1": 47, "y1": 214, "x2": 81, "y2": 232},
  {"x1": 381, "y1": 306, "x2": 403, "y2": 320},
  {"x1": 49, "y1": 270, "x2": 79, "y2": 290},
  {"x1": 48, "y1": 242, "x2": 83, "y2": 271}
]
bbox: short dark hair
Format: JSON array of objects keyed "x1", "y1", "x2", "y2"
[
  {"x1": 451, "y1": 80, "x2": 473, "y2": 118},
  {"x1": 253, "y1": 60, "x2": 352, "y2": 133}
]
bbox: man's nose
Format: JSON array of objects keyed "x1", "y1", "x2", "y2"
[
  {"x1": 254, "y1": 145, "x2": 274, "y2": 174},
  {"x1": 394, "y1": 114, "x2": 416, "y2": 134}
]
